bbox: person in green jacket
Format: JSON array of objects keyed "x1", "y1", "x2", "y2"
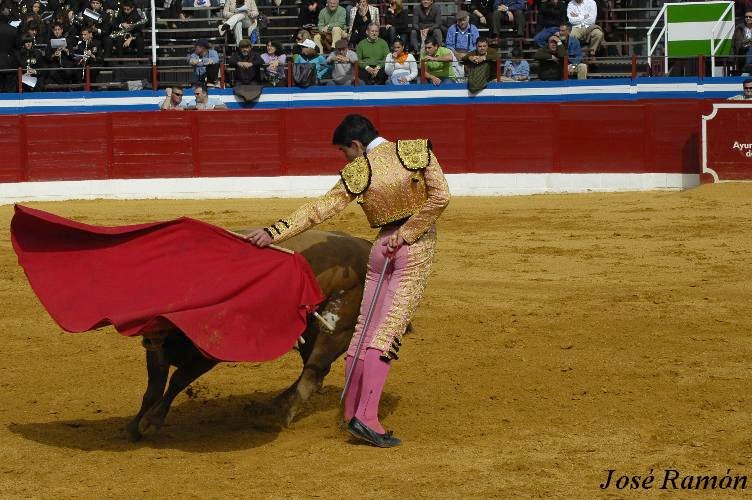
[
  {"x1": 534, "y1": 34, "x2": 566, "y2": 80},
  {"x1": 314, "y1": 0, "x2": 347, "y2": 54},
  {"x1": 356, "y1": 23, "x2": 389, "y2": 85},
  {"x1": 420, "y1": 36, "x2": 454, "y2": 85}
]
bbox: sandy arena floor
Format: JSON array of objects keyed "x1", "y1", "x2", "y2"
[{"x1": 1, "y1": 184, "x2": 752, "y2": 498}]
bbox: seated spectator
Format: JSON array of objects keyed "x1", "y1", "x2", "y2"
[
  {"x1": 160, "y1": 85, "x2": 187, "y2": 110},
  {"x1": 557, "y1": 22, "x2": 586, "y2": 79},
  {"x1": 15, "y1": 34, "x2": 45, "y2": 91},
  {"x1": 293, "y1": 38, "x2": 329, "y2": 85},
  {"x1": 421, "y1": 36, "x2": 454, "y2": 85},
  {"x1": 230, "y1": 38, "x2": 263, "y2": 85},
  {"x1": 446, "y1": 11, "x2": 479, "y2": 61},
  {"x1": 298, "y1": 0, "x2": 321, "y2": 29},
  {"x1": 46, "y1": 21, "x2": 76, "y2": 85},
  {"x1": 533, "y1": 0, "x2": 567, "y2": 48},
  {"x1": 380, "y1": 0, "x2": 409, "y2": 50},
  {"x1": 534, "y1": 34, "x2": 566, "y2": 80},
  {"x1": 189, "y1": 83, "x2": 228, "y2": 110},
  {"x1": 21, "y1": 20, "x2": 46, "y2": 48},
  {"x1": 327, "y1": 38, "x2": 357, "y2": 85},
  {"x1": 567, "y1": 0, "x2": 603, "y2": 58},
  {"x1": 219, "y1": 0, "x2": 259, "y2": 47},
  {"x1": 314, "y1": 0, "x2": 347, "y2": 55},
  {"x1": 74, "y1": 0, "x2": 111, "y2": 43},
  {"x1": 469, "y1": 0, "x2": 493, "y2": 38},
  {"x1": 491, "y1": 0, "x2": 526, "y2": 38},
  {"x1": 728, "y1": 78, "x2": 752, "y2": 100},
  {"x1": 356, "y1": 23, "x2": 388, "y2": 85},
  {"x1": 462, "y1": 37, "x2": 496, "y2": 91},
  {"x1": 188, "y1": 38, "x2": 219, "y2": 86},
  {"x1": 261, "y1": 40, "x2": 287, "y2": 86},
  {"x1": 732, "y1": 11, "x2": 752, "y2": 70},
  {"x1": 411, "y1": 0, "x2": 443, "y2": 53},
  {"x1": 106, "y1": 0, "x2": 146, "y2": 56},
  {"x1": 348, "y1": 0, "x2": 379, "y2": 47},
  {"x1": 72, "y1": 26, "x2": 102, "y2": 79},
  {"x1": 384, "y1": 38, "x2": 417, "y2": 84},
  {"x1": 501, "y1": 47, "x2": 529, "y2": 81}
]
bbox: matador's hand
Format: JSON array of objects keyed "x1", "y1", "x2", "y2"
[
  {"x1": 382, "y1": 231, "x2": 405, "y2": 255},
  {"x1": 246, "y1": 228, "x2": 273, "y2": 247}
]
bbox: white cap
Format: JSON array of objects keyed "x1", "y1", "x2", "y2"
[{"x1": 297, "y1": 39, "x2": 316, "y2": 49}]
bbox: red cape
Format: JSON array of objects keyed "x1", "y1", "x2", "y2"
[{"x1": 11, "y1": 205, "x2": 325, "y2": 362}]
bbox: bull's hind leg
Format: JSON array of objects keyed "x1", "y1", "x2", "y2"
[
  {"x1": 137, "y1": 356, "x2": 217, "y2": 437},
  {"x1": 126, "y1": 343, "x2": 169, "y2": 442}
]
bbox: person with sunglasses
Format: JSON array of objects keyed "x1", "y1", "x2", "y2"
[
  {"x1": 188, "y1": 84, "x2": 228, "y2": 110},
  {"x1": 728, "y1": 78, "x2": 752, "y2": 100},
  {"x1": 159, "y1": 85, "x2": 188, "y2": 110}
]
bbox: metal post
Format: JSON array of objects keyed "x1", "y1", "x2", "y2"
[
  {"x1": 698, "y1": 54, "x2": 705, "y2": 80},
  {"x1": 220, "y1": 62, "x2": 225, "y2": 88},
  {"x1": 562, "y1": 54, "x2": 569, "y2": 81},
  {"x1": 287, "y1": 59, "x2": 292, "y2": 87},
  {"x1": 150, "y1": 0, "x2": 157, "y2": 68},
  {"x1": 495, "y1": 57, "x2": 501, "y2": 82},
  {"x1": 152, "y1": 64, "x2": 158, "y2": 90},
  {"x1": 85, "y1": 66, "x2": 91, "y2": 91},
  {"x1": 420, "y1": 60, "x2": 426, "y2": 84},
  {"x1": 17, "y1": 67, "x2": 22, "y2": 94},
  {"x1": 631, "y1": 54, "x2": 637, "y2": 79}
]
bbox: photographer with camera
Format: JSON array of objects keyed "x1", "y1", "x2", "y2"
[{"x1": 733, "y1": 10, "x2": 752, "y2": 71}]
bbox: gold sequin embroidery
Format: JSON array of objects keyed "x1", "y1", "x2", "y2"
[
  {"x1": 339, "y1": 155, "x2": 371, "y2": 195},
  {"x1": 396, "y1": 139, "x2": 431, "y2": 171}
]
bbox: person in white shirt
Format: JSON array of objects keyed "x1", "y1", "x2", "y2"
[
  {"x1": 384, "y1": 39, "x2": 418, "y2": 84},
  {"x1": 566, "y1": 0, "x2": 603, "y2": 58}
]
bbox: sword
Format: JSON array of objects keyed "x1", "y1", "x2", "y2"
[{"x1": 340, "y1": 254, "x2": 392, "y2": 403}]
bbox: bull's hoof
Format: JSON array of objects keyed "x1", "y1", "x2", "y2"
[
  {"x1": 125, "y1": 419, "x2": 143, "y2": 442},
  {"x1": 138, "y1": 402, "x2": 168, "y2": 436}
]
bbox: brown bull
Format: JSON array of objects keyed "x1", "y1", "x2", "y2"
[{"x1": 126, "y1": 230, "x2": 371, "y2": 442}]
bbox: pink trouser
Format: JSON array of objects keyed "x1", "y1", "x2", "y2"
[{"x1": 343, "y1": 224, "x2": 437, "y2": 433}]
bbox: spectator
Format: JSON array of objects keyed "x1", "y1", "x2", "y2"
[
  {"x1": 0, "y1": 7, "x2": 17, "y2": 92},
  {"x1": 46, "y1": 21, "x2": 75, "y2": 85},
  {"x1": 188, "y1": 38, "x2": 219, "y2": 85},
  {"x1": 261, "y1": 40, "x2": 287, "y2": 86},
  {"x1": 293, "y1": 38, "x2": 329, "y2": 84},
  {"x1": 314, "y1": 0, "x2": 347, "y2": 55},
  {"x1": 421, "y1": 36, "x2": 454, "y2": 85},
  {"x1": 491, "y1": 0, "x2": 526, "y2": 38},
  {"x1": 15, "y1": 34, "x2": 44, "y2": 91},
  {"x1": 106, "y1": 0, "x2": 145, "y2": 56},
  {"x1": 230, "y1": 38, "x2": 263, "y2": 84},
  {"x1": 533, "y1": 0, "x2": 567, "y2": 48},
  {"x1": 75, "y1": 0, "x2": 111, "y2": 43},
  {"x1": 534, "y1": 33, "x2": 566, "y2": 80},
  {"x1": 469, "y1": 0, "x2": 494, "y2": 37},
  {"x1": 189, "y1": 83, "x2": 228, "y2": 109},
  {"x1": 732, "y1": 11, "x2": 752, "y2": 69},
  {"x1": 21, "y1": 20, "x2": 46, "y2": 47},
  {"x1": 298, "y1": 0, "x2": 321, "y2": 29},
  {"x1": 411, "y1": 0, "x2": 443, "y2": 52},
  {"x1": 462, "y1": 36, "x2": 496, "y2": 91},
  {"x1": 501, "y1": 46, "x2": 528, "y2": 81},
  {"x1": 356, "y1": 22, "x2": 388, "y2": 84},
  {"x1": 728, "y1": 78, "x2": 752, "y2": 100},
  {"x1": 219, "y1": 0, "x2": 259, "y2": 46},
  {"x1": 446, "y1": 11, "x2": 479, "y2": 61},
  {"x1": 348, "y1": 0, "x2": 379, "y2": 46},
  {"x1": 160, "y1": 85, "x2": 187, "y2": 110},
  {"x1": 384, "y1": 38, "x2": 417, "y2": 84},
  {"x1": 327, "y1": 37, "x2": 357, "y2": 85},
  {"x1": 567, "y1": 0, "x2": 603, "y2": 59},
  {"x1": 557, "y1": 22, "x2": 586, "y2": 79},
  {"x1": 72, "y1": 26, "x2": 101, "y2": 80},
  {"x1": 380, "y1": 0, "x2": 409, "y2": 50}
]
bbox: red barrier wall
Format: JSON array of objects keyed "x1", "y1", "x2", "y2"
[
  {"x1": 0, "y1": 99, "x2": 714, "y2": 183},
  {"x1": 703, "y1": 105, "x2": 752, "y2": 181}
]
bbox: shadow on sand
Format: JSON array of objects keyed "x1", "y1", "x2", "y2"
[{"x1": 6, "y1": 386, "x2": 401, "y2": 453}]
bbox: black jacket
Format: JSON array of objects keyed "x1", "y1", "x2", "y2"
[
  {"x1": 0, "y1": 22, "x2": 17, "y2": 68},
  {"x1": 230, "y1": 49, "x2": 263, "y2": 84}
]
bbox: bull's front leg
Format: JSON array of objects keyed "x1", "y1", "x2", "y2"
[
  {"x1": 126, "y1": 339, "x2": 169, "y2": 442},
  {"x1": 277, "y1": 287, "x2": 361, "y2": 426}
]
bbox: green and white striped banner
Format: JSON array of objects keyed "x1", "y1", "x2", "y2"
[{"x1": 665, "y1": 1, "x2": 734, "y2": 57}]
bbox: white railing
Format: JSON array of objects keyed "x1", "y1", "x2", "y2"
[
  {"x1": 646, "y1": 3, "x2": 667, "y2": 75},
  {"x1": 710, "y1": 1, "x2": 734, "y2": 76}
]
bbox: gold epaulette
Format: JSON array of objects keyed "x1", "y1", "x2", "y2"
[
  {"x1": 396, "y1": 139, "x2": 432, "y2": 171},
  {"x1": 339, "y1": 155, "x2": 371, "y2": 196}
]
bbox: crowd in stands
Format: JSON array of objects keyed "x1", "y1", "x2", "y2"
[{"x1": 1, "y1": 0, "x2": 752, "y2": 92}]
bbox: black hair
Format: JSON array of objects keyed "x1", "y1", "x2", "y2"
[
  {"x1": 744, "y1": 78, "x2": 752, "y2": 86},
  {"x1": 267, "y1": 39, "x2": 284, "y2": 55},
  {"x1": 560, "y1": 21, "x2": 572, "y2": 29},
  {"x1": 476, "y1": 36, "x2": 488, "y2": 45},
  {"x1": 193, "y1": 82, "x2": 208, "y2": 94},
  {"x1": 511, "y1": 47, "x2": 522, "y2": 58},
  {"x1": 331, "y1": 114, "x2": 379, "y2": 147},
  {"x1": 424, "y1": 36, "x2": 439, "y2": 47}
]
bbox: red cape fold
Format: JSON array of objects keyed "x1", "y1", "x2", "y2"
[{"x1": 11, "y1": 205, "x2": 325, "y2": 362}]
